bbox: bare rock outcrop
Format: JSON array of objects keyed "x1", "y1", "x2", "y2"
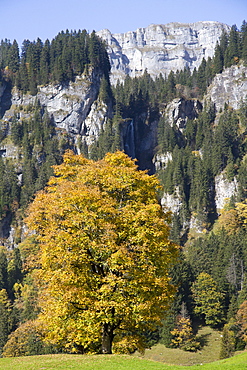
[
  {"x1": 165, "y1": 97, "x2": 202, "y2": 130},
  {"x1": 215, "y1": 173, "x2": 238, "y2": 211},
  {"x1": 206, "y1": 64, "x2": 247, "y2": 111},
  {"x1": 5, "y1": 68, "x2": 109, "y2": 143},
  {"x1": 98, "y1": 21, "x2": 230, "y2": 83}
]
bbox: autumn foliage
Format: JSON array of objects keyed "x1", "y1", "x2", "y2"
[
  {"x1": 25, "y1": 151, "x2": 179, "y2": 354},
  {"x1": 236, "y1": 300, "x2": 247, "y2": 343}
]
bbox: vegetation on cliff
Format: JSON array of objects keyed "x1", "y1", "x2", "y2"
[{"x1": 1, "y1": 22, "x2": 247, "y2": 359}]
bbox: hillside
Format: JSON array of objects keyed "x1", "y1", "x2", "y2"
[
  {"x1": 97, "y1": 21, "x2": 230, "y2": 83},
  {"x1": 0, "y1": 351, "x2": 247, "y2": 370},
  {"x1": 0, "y1": 20, "x2": 247, "y2": 358}
]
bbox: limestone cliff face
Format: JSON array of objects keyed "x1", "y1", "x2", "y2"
[
  {"x1": 153, "y1": 152, "x2": 172, "y2": 172},
  {"x1": 215, "y1": 173, "x2": 238, "y2": 211},
  {"x1": 206, "y1": 64, "x2": 247, "y2": 111},
  {"x1": 98, "y1": 21, "x2": 230, "y2": 83},
  {"x1": 4, "y1": 68, "x2": 110, "y2": 147},
  {"x1": 1, "y1": 22, "x2": 245, "y2": 240},
  {"x1": 161, "y1": 186, "x2": 182, "y2": 214},
  {"x1": 155, "y1": 94, "x2": 241, "y2": 233},
  {"x1": 165, "y1": 97, "x2": 202, "y2": 130}
]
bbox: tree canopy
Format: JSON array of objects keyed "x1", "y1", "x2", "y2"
[
  {"x1": 25, "y1": 150, "x2": 179, "y2": 354},
  {"x1": 192, "y1": 272, "x2": 224, "y2": 327}
]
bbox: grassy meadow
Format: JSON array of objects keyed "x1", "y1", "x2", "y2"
[
  {"x1": 0, "y1": 326, "x2": 246, "y2": 370},
  {"x1": 135, "y1": 326, "x2": 222, "y2": 365},
  {"x1": 0, "y1": 352, "x2": 247, "y2": 370},
  {"x1": 0, "y1": 325, "x2": 245, "y2": 370}
]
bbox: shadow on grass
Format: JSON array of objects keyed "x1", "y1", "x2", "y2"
[{"x1": 196, "y1": 332, "x2": 212, "y2": 349}]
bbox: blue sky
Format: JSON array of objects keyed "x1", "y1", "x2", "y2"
[{"x1": 1, "y1": 0, "x2": 247, "y2": 46}]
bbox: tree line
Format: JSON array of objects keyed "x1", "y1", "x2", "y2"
[
  {"x1": 0, "y1": 30, "x2": 110, "y2": 95},
  {"x1": 0, "y1": 21, "x2": 247, "y2": 357}
]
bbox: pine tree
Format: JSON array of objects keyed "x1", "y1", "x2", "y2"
[
  {"x1": 220, "y1": 30, "x2": 229, "y2": 59},
  {"x1": 0, "y1": 289, "x2": 12, "y2": 355},
  {"x1": 18, "y1": 57, "x2": 29, "y2": 92},
  {"x1": 196, "y1": 58, "x2": 207, "y2": 95},
  {"x1": 0, "y1": 247, "x2": 8, "y2": 291},
  {"x1": 167, "y1": 71, "x2": 176, "y2": 100},
  {"x1": 225, "y1": 25, "x2": 240, "y2": 67},
  {"x1": 7, "y1": 248, "x2": 23, "y2": 300},
  {"x1": 213, "y1": 42, "x2": 224, "y2": 74},
  {"x1": 220, "y1": 323, "x2": 235, "y2": 359},
  {"x1": 0, "y1": 39, "x2": 12, "y2": 69},
  {"x1": 7, "y1": 40, "x2": 19, "y2": 73},
  {"x1": 88, "y1": 31, "x2": 100, "y2": 67},
  {"x1": 99, "y1": 76, "x2": 111, "y2": 103},
  {"x1": 241, "y1": 20, "x2": 247, "y2": 62},
  {"x1": 40, "y1": 39, "x2": 50, "y2": 84}
]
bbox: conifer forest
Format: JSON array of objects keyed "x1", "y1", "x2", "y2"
[{"x1": 0, "y1": 22, "x2": 247, "y2": 357}]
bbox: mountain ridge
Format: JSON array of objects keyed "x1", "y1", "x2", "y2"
[{"x1": 97, "y1": 21, "x2": 231, "y2": 83}]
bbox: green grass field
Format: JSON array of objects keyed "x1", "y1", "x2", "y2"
[
  {"x1": 0, "y1": 352, "x2": 246, "y2": 370},
  {"x1": 135, "y1": 326, "x2": 222, "y2": 366},
  {"x1": 0, "y1": 327, "x2": 246, "y2": 370}
]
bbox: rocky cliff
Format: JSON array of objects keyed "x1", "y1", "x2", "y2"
[
  {"x1": 206, "y1": 64, "x2": 247, "y2": 111},
  {"x1": 5, "y1": 68, "x2": 110, "y2": 147},
  {"x1": 97, "y1": 21, "x2": 230, "y2": 83},
  {"x1": 157, "y1": 63, "x2": 247, "y2": 234},
  {"x1": 1, "y1": 21, "x2": 247, "y2": 242}
]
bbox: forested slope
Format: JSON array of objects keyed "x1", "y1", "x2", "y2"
[{"x1": 0, "y1": 21, "x2": 247, "y2": 357}]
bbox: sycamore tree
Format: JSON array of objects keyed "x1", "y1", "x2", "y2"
[{"x1": 25, "y1": 150, "x2": 179, "y2": 354}]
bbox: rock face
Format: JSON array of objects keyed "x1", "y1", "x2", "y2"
[
  {"x1": 215, "y1": 173, "x2": 238, "y2": 211},
  {"x1": 0, "y1": 83, "x2": 6, "y2": 105},
  {"x1": 161, "y1": 186, "x2": 182, "y2": 214},
  {"x1": 6, "y1": 68, "x2": 110, "y2": 146},
  {"x1": 165, "y1": 98, "x2": 202, "y2": 130},
  {"x1": 121, "y1": 115, "x2": 158, "y2": 173},
  {"x1": 97, "y1": 21, "x2": 230, "y2": 83},
  {"x1": 153, "y1": 152, "x2": 172, "y2": 172},
  {"x1": 206, "y1": 64, "x2": 247, "y2": 111}
]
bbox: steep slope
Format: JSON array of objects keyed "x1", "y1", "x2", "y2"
[
  {"x1": 0, "y1": 22, "x2": 244, "y2": 243},
  {"x1": 3, "y1": 68, "x2": 109, "y2": 146},
  {"x1": 155, "y1": 62, "x2": 247, "y2": 236},
  {"x1": 206, "y1": 64, "x2": 247, "y2": 111},
  {"x1": 1, "y1": 22, "x2": 247, "y2": 357},
  {"x1": 97, "y1": 21, "x2": 230, "y2": 83}
]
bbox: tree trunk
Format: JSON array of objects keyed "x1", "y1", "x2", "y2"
[{"x1": 102, "y1": 323, "x2": 114, "y2": 354}]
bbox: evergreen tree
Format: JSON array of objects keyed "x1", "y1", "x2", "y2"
[
  {"x1": 88, "y1": 31, "x2": 101, "y2": 68},
  {"x1": 0, "y1": 247, "x2": 8, "y2": 291},
  {"x1": 167, "y1": 71, "x2": 176, "y2": 100},
  {"x1": 225, "y1": 25, "x2": 240, "y2": 67},
  {"x1": 213, "y1": 42, "x2": 224, "y2": 74},
  {"x1": 220, "y1": 323, "x2": 236, "y2": 359},
  {"x1": 196, "y1": 58, "x2": 207, "y2": 95},
  {"x1": 212, "y1": 108, "x2": 240, "y2": 175},
  {"x1": 40, "y1": 39, "x2": 50, "y2": 84},
  {"x1": 220, "y1": 30, "x2": 229, "y2": 60},
  {"x1": 159, "y1": 308, "x2": 176, "y2": 347},
  {"x1": 0, "y1": 39, "x2": 12, "y2": 69},
  {"x1": 99, "y1": 76, "x2": 111, "y2": 103},
  {"x1": 7, "y1": 248, "x2": 23, "y2": 300},
  {"x1": 0, "y1": 289, "x2": 12, "y2": 355},
  {"x1": 241, "y1": 20, "x2": 247, "y2": 62},
  {"x1": 18, "y1": 57, "x2": 29, "y2": 92},
  {"x1": 7, "y1": 40, "x2": 19, "y2": 73}
]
